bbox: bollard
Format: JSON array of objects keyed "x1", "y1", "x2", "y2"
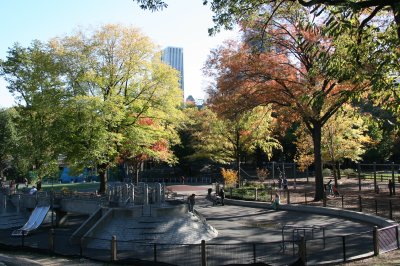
[
  {"x1": 48, "y1": 228, "x2": 55, "y2": 252},
  {"x1": 201, "y1": 240, "x2": 207, "y2": 266},
  {"x1": 304, "y1": 192, "x2": 307, "y2": 205},
  {"x1": 154, "y1": 243, "x2": 157, "y2": 262},
  {"x1": 342, "y1": 236, "x2": 346, "y2": 262},
  {"x1": 323, "y1": 195, "x2": 327, "y2": 207},
  {"x1": 111, "y1": 235, "x2": 117, "y2": 261},
  {"x1": 373, "y1": 226, "x2": 379, "y2": 256},
  {"x1": 341, "y1": 195, "x2": 344, "y2": 209},
  {"x1": 358, "y1": 195, "x2": 362, "y2": 212},
  {"x1": 255, "y1": 188, "x2": 258, "y2": 201},
  {"x1": 253, "y1": 243, "x2": 256, "y2": 264},
  {"x1": 298, "y1": 236, "x2": 306, "y2": 265},
  {"x1": 21, "y1": 230, "x2": 25, "y2": 247},
  {"x1": 287, "y1": 190, "x2": 290, "y2": 204}
]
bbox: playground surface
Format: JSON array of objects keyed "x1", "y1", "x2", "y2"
[{"x1": 0, "y1": 183, "x2": 396, "y2": 265}]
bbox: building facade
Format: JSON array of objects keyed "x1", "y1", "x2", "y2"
[{"x1": 161, "y1": 47, "x2": 184, "y2": 91}]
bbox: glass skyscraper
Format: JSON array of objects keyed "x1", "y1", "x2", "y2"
[{"x1": 161, "y1": 47, "x2": 184, "y2": 91}]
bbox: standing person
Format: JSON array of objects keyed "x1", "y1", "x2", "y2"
[
  {"x1": 29, "y1": 186, "x2": 37, "y2": 195},
  {"x1": 271, "y1": 192, "x2": 280, "y2": 210},
  {"x1": 36, "y1": 179, "x2": 42, "y2": 191},
  {"x1": 188, "y1": 194, "x2": 196, "y2": 212},
  {"x1": 389, "y1": 180, "x2": 394, "y2": 196},
  {"x1": 282, "y1": 177, "x2": 288, "y2": 190},
  {"x1": 327, "y1": 179, "x2": 333, "y2": 196},
  {"x1": 219, "y1": 187, "x2": 225, "y2": 206},
  {"x1": 277, "y1": 177, "x2": 282, "y2": 189}
]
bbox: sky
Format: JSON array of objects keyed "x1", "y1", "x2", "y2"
[{"x1": 0, "y1": 0, "x2": 239, "y2": 108}]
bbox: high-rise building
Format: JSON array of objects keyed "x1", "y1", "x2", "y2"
[{"x1": 161, "y1": 47, "x2": 184, "y2": 91}]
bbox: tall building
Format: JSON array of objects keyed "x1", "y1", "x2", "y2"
[{"x1": 161, "y1": 47, "x2": 184, "y2": 92}]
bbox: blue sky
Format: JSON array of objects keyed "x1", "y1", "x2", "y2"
[{"x1": 0, "y1": 0, "x2": 238, "y2": 107}]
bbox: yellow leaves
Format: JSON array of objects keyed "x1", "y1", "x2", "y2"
[{"x1": 221, "y1": 168, "x2": 238, "y2": 188}]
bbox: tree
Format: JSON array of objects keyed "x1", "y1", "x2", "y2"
[
  {"x1": 0, "y1": 41, "x2": 66, "y2": 182},
  {"x1": 205, "y1": 6, "x2": 377, "y2": 200},
  {"x1": 202, "y1": 0, "x2": 400, "y2": 38},
  {"x1": 0, "y1": 108, "x2": 18, "y2": 179},
  {"x1": 188, "y1": 106, "x2": 280, "y2": 185},
  {"x1": 1, "y1": 25, "x2": 183, "y2": 193},
  {"x1": 294, "y1": 104, "x2": 372, "y2": 186},
  {"x1": 50, "y1": 24, "x2": 183, "y2": 192}
]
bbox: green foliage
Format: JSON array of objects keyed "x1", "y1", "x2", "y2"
[
  {"x1": 342, "y1": 168, "x2": 356, "y2": 176},
  {"x1": 322, "y1": 168, "x2": 332, "y2": 177},
  {"x1": 0, "y1": 24, "x2": 184, "y2": 191},
  {"x1": 188, "y1": 106, "x2": 281, "y2": 165}
]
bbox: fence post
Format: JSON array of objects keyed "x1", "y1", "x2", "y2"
[
  {"x1": 392, "y1": 162, "x2": 396, "y2": 195},
  {"x1": 80, "y1": 238, "x2": 83, "y2": 258},
  {"x1": 201, "y1": 240, "x2": 207, "y2": 266},
  {"x1": 390, "y1": 200, "x2": 393, "y2": 220},
  {"x1": 358, "y1": 195, "x2": 362, "y2": 212},
  {"x1": 253, "y1": 243, "x2": 256, "y2": 264},
  {"x1": 357, "y1": 163, "x2": 361, "y2": 191},
  {"x1": 111, "y1": 235, "x2": 117, "y2": 262},
  {"x1": 342, "y1": 235, "x2": 346, "y2": 262},
  {"x1": 373, "y1": 226, "x2": 379, "y2": 256},
  {"x1": 375, "y1": 199, "x2": 378, "y2": 215},
  {"x1": 154, "y1": 243, "x2": 157, "y2": 262},
  {"x1": 48, "y1": 228, "x2": 54, "y2": 252},
  {"x1": 298, "y1": 236, "x2": 307, "y2": 265},
  {"x1": 374, "y1": 162, "x2": 378, "y2": 193},
  {"x1": 255, "y1": 188, "x2": 258, "y2": 201},
  {"x1": 21, "y1": 230, "x2": 25, "y2": 247},
  {"x1": 341, "y1": 195, "x2": 344, "y2": 209}
]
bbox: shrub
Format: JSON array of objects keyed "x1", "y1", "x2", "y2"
[
  {"x1": 256, "y1": 168, "x2": 269, "y2": 183},
  {"x1": 342, "y1": 168, "x2": 356, "y2": 176},
  {"x1": 322, "y1": 168, "x2": 332, "y2": 177},
  {"x1": 221, "y1": 168, "x2": 238, "y2": 188}
]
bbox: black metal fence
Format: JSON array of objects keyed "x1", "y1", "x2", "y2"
[{"x1": 1, "y1": 219, "x2": 398, "y2": 265}]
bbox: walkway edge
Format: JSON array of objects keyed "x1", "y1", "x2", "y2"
[{"x1": 225, "y1": 199, "x2": 398, "y2": 227}]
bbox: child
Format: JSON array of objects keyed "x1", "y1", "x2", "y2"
[{"x1": 271, "y1": 192, "x2": 280, "y2": 210}]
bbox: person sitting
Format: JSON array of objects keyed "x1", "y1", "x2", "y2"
[
  {"x1": 271, "y1": 192, "x2": 280, "y2": 210},
  {"x1": 29, "y1": 186, "x2": 37, "y2": 195}
]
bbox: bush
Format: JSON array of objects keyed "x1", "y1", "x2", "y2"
[
  {"x1": 322, "y1": 168, "x2": 332, "y2": 177},
  {"x1": 342, "y1": 168, "x2": 356, "y2": 176},
  {"x1": 221, "y1": 168, "x2": 238, "y2": 188}
]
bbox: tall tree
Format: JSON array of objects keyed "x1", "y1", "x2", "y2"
[
  {"x1": 205, "y1": 6, "x2": 376, "y2": 200},
  {"x1": 0, "y1": 108, "x2": 18, "y2": 179},
  {"x1": 188, "y1": 106, "x2": 280, "y2": 185},
  {"x1": 50, "y1": 24, "x2": 183, "y2": 192},
  {"x1": 1, "y1": 25, "x2": 183, "y2": 193},
  {"x1": 202, "y1": 0, "x2": 400, "y2": 38},
  {"x1": 295, "y1": 104, "x2": 372, "y2": 186},
  {"x1": 0, "y1": 41, "x2": 65, "y2": 181}
]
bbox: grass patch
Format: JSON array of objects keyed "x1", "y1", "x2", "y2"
[{"x1": 40, "y1": 182, "x2": 100, "y2": 192}]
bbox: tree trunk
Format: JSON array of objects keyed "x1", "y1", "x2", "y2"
[
  {"x1": 98, "y1": 163, "x2": 108, "y2": 194},
  {"x1": 312, "y1": 124, "x2": 324, "y2": 201},
  {"x1": 236, "y1": 155, "x2": 241, "y2": 187}
]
